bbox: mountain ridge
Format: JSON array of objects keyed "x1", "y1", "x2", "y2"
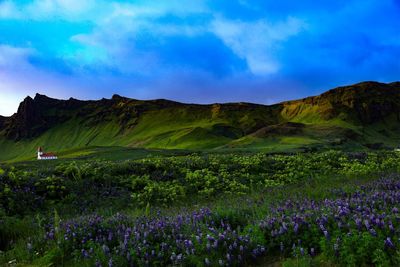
[{"x1": 1, "y1": 81, "x2": 400, "y2": 161}]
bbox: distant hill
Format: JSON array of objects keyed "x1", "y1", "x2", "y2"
[{"x1": 1, "y1": 81, "x2": 400, "y2": 161}]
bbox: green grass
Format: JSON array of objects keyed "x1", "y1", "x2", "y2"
[
  {"x1": 6, "y1": 146, "x2": 191, "y2": 167},
  {"x1": 1, "y1": 95, "x2": 400, "y2": 162}
]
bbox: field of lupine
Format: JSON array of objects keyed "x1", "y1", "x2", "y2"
[{"x1": 1, "y1": 151, "x2": 400, "y2": 266}]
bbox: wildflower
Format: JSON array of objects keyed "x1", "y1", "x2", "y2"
[
  {"x1": 323, "y1": 230, "x2": 330, "y2": 239},
  {"x1": 102, "y1": 244, "x2": 110, "y2": 255},
  {"x1": 310, "y1": 247, "x2": 315, "y2": 257},
  {"x1": 385, "y1": 237, "x2": 395, "y2": 249},
  {"x1": 205, "y1": 258, "x2": 210, "y2": 266},
  {"x1": 170, "y1": 252, "x2": 176, "y2": 261},
  {"x1": 213, "y1": 240, "x2": 218, "y2": 248},
  {"x1": 369, "y1": 228, "x2": 377, "y2": 236},
  {"x1": 364, "y1": 220, "x2": 370, "y2": 229},
  {"x1": 294, "y1": 223, "x2": 299, "y2": 233},
  {"x1": 334, "y1": 242, "x2": 339, "y2": 256},
  {"x1": 81, "y1": 249, "x2": 89, "y2": 258}
]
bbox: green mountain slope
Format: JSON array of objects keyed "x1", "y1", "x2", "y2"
[{"x1": 1, "y1": 81, "x2": 400, "y2": 161}]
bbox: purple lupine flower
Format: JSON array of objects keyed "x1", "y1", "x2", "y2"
[
  {"x1": 102, "y1": 244, "x2": 110, "y2": 255},
  {"x1": 294, "y1": 223, "x2": 299, "y2": 233},
  {"x1": 81, "y1": 249, "x2": 89, "y2": 258},
  {"x1": 323, "y1": 230, "x2": 330, "y2": 239},
  {"x1": 369, "y1": 228, "x2": 377, "y2": 236},
  {"x1": 364, "y1": 220, "x2": 370, "y2": 229},
  {"x1": 334, "y1": 242, "x2": 339, "y2": 256},
  {"x1": 385, "y1": 237, "x2": 395, "y2": 249},
  {"x1": 170, "y1": 252, "x2": 176, "y2": 261},
  {"x1": 213, "y1": 240, "x2": 218, "y2": 248}
]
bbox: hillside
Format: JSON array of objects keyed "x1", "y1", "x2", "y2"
[{"x1": 1, "y1": 81, "x2": 400, "y2": 161}]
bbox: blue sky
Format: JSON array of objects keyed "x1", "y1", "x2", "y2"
[{"x1": 0, "y1": 0, "x2": 399, "y2": 115}]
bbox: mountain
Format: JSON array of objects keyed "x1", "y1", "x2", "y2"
[{"x1": 1, "y1": 81, "x2": 400, "y2": 161}]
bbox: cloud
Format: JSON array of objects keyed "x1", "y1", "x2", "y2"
[
  {"x1": 0, "y1": 0, "x2": 400, "y2": 116},
  {"x1": 0, "y1": 45, "x2": 36, "y2": 69},
  {"x1": 0, "y1": 1, "x2": 307, "y2": 77},
  {"x1": 211, "y1": 16, "x2": 306, "y2": 75},
  {"x1": 0, "y1": 0, "x2": 208, "y2": 22},
  {"x1": 0, "y1": 0, "x2": 98, "y2": 20},
  {"x1": 68, "y1": 3, "x2": 215, "y2": 75},
  {"x1": 0, "y1": 1, "x2": 18, "y2": 18}
]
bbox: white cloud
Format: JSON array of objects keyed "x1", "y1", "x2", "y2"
[
  {"x1": 68, "y1": 2, "x2": 209, "y2": 74},
  {"x1": 0, "y1": 0, "x2": 99, "y2": 20},
  {"x1": 0, "y1": 45, "x2": 35, "y2": 69},
  {"x1": 0, "y1": 0, "x2": 210, "y2": 75},
  {"x1": 211, "y1": 16, "x2": 306, "y2": 75},
  {"x1": 0, "y1": 1, "x2": 21, "y2": 19},
  {"x1": 0, "y1": 0, "x2": 207, "y2": 22}
]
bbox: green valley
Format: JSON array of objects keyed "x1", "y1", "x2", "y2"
[{"x1": 1, "y1": 81, "x2": 400, "y2": 162}]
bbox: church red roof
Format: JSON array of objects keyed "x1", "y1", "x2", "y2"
[{"x1": 41, "y1": 152, "x2": 57, "y2": 157}]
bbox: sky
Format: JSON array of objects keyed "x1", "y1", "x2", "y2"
[{"x1": 0, "y1": 0, "x2": 400, "y2": 116}]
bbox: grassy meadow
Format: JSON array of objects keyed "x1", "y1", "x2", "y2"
[{"x1": 2, "y1": 150, "x2": 400, "y2": 266}]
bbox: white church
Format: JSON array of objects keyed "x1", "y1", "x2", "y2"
[{"x1": 37, "y1": 147, "x2": 58, "y2": 160}]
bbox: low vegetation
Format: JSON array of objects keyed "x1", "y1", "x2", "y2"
[{"x1": 1, "y1": 150, "x2": 400, "y2": 266}]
